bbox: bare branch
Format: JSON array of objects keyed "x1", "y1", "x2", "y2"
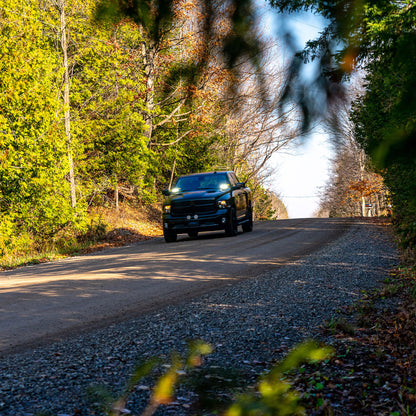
[{"x1": 150, "y1": 130, "x2": 192, "y2": 147}]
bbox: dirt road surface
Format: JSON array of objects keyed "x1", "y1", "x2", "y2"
[{"x1": 0, "y1": 218, "x2": 351, "y2": 355}]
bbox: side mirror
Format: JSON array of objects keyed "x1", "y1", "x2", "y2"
[{"x1": 162, "y1": 189, "x2": 170, "y2": 196}]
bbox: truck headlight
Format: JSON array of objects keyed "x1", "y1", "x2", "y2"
[
  {"x1": 164, "y1": 205, "x2": 171, "y2": 214},
  {"x1": 217, "y1": 200, "x2": 228, "y2": 208}
]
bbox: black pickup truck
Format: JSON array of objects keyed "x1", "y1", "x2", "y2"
[{"x1": 162, "y1": 171, "x2": 253, "y2": 242}]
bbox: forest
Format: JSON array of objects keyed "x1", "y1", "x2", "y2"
[
  {"x1": 2, "y1": 0, "x2": 416, "y2": 263},
  {"x1": 298, "y1": 0, "x2": 416, "y2": 253},
  {"x1": 0, "y1": 0, "x2": 292, "y2": 264},
  {"x1": 1, "y1": 0, "x2": 416, "y2": 412}
]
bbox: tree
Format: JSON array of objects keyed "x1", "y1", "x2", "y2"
[
  {"x1": 94, "y1": 0, "x2": 236, "y2": 194},
  {"x1": 42, "y1": 0, "x2": 160, "y2": 208},
  {"x1": 319, "y1": 145, "x2": 388, "y2": 218},
  {"x1": 352, "y1": 63, "x2": 416, "y2": 243},
  {"x1": 216, "y1": 46, "x2": 301, "y2": 181},
  {"x1": 56, "y1": 0, "x2": 77, "y2": 208},
  {"x1": 93, "y1": 0, "x2": 416, "y2": 169},
  {"x1": 346, "y1": 4, "x2": 416, "y2": 246},
  {"x1": 258, "y1": 0, "x2": 416, "y2": 245},
  {"x1": 0, "y1": 0, "x2": 85, "y2": 254},
  {"x1": 254, "y1": 188, "x2": 288, "y2": 220},
  {"x1": 95, "y1": 0, "x2": 305, "y2": 208},
  {"x1": 0, "y1": 0, "x2": 152, "y2": 254},
  {"x1": 69, "y1": 16, "x2": 151, "y2": 207},
  {"x1": 319, "y1": 84, "x2": 389, "y2": 217}
]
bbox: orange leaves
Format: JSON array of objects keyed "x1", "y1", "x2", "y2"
[
  {"x1": 186, "y1": 84, "x2": 198, "y2": 97},
  {"x1": 340, "y1": 46, "x2": 360, "y2": 73},
  {"x1": 347, "y1": 174, "x2": 385, "y2": 201},
  {"x1": 173, "y1": 0, "x2": 198, "y2": 20}
]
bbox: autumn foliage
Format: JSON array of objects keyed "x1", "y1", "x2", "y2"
[{"x1": 0, "y1": 0, "x2": 289, "y2": 262}]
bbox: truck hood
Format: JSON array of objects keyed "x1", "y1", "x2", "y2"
[{"x1": 167, "y1": 190, "x2": 230, "y2": 202}]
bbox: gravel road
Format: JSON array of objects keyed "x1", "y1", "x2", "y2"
[
  {"x1": 0, "y1": 218, "x2": 349, "y2": 354},
  {"x1": 0, "y1": 220, "x2": 398, "y2": 416}
]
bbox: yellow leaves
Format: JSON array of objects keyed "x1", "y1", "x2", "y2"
[
  {"x1": 195, "y1": 113, "x2": 214, "y2": 125},
  {"x1": 173, "y1": 0, "x2": 198, "y2": 20},
  {"x1": 224, "y1": 341, "x2": 332, "y2": 416},
  {"x1": 150, "y1": 341, "x2": 212, "y2": 406},
  {"x1": 152, "y1": 367, "x2": 179, "y2": 405},
  {"x1": 347, "y1": 174, "x2": 386, "y2": 201},
  {"x1": 186, "y1": 84, "x2": 199, "y2": 97},
  {"x1": 226, "y1": 403, "x2": 242, "y2": 416},
  {"x1": 259, "y1": 379, "x2": 291, "y2": 397},
  {"x1": 269, "y1": 340, "x2": 334, "y2": 379},
  {"x1": 0, "y1": 150, "x2": 10, "y2": 169},
  {"x1": 100, "y1": 339, "x2": 335, "y2": 416},
  {"x1": 113, "y1": 340, "x2": 213, "y2": 415},
  {"x1": 186, "y1": 339, "x2": 213, "y2": 366}
]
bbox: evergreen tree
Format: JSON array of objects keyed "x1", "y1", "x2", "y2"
[{"x1": 0, "y1": 0, "x2": 84, "y2": 254}]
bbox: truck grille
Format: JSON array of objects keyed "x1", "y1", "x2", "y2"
[{"x1": 172, "y1": 199, "x2": 216, "y2": 216}]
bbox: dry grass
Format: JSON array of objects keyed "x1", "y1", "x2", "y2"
[
  {"x1": 82, "y1": 203, "x2": 163, "y2": 252},
  {"x1": 0, "y1": 203, "x2": 163, "y2": 270},
  {"x1": 92, "y1": 203, "x2": 162, "y2": 237}
]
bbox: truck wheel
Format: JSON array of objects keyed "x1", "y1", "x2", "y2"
[
  {"x1": 242, "y1": 207, "x2": 253, "y2": 232},
  {"x1": 188, "y1": 231, "x2": 198, "y2": 239},
  {"x1": 225, "y1": 208, "x2": 238, "y2": 237},
  {"x1": 164, "y1": 229, "x2": 177, "y2": 243}
]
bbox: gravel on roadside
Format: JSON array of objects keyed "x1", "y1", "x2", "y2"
[{"x1": 0, "y1": 220, "x2": 399, "y2": 416}]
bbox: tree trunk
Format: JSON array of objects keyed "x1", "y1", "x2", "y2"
[
  {"x1": 169, "y1": 159, "x2": 176, "y2": 189},
  {"x1": 359, "y1": 149, "x2": 365, "y2": 217},
  {"x1": 375, "y1": 194, "x2": 380, "y2": 216},
  {"x1": 141, "y1": 34, "x2": 156, "y2": 147},
  {"x1": 115, "y1": 181, "x2": 119, "y2": 212},
  {"x1": 59, "y1": 0, "x2": 76, "y2": 208}
]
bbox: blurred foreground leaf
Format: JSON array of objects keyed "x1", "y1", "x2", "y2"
[{"x1": 226, "y1": 340, "x2": 333, "y2": 416}]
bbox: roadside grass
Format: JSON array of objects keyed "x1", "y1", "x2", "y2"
[
  {"x1": 324, "y1": 317, "x2": 356, "y2": 336},
  {"x1": 0, "y1": 203, "x2": 163, "y2": 270}
]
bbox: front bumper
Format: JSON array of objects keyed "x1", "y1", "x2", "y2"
[{"x1": 162, "y1": 209, "x2": 229, "y2": 234}]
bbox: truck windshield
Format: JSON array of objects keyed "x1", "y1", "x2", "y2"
[{"x1": 172, "y1": 174, "x2": 230, "y2": 192}]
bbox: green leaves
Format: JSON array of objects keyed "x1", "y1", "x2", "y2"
[
  {"x1": 1, "y1": 0, "x2": 154, "y2": 256},
  {"x1": 96, "y1": 0, "x2": 174, "y2": 42},
  {"x1": 226, "y1": 340, "x2": 333, "y2": 416},
  {"x1": 0, "y1": 0, "x2": 82, "y2": 251},
  {"x1": 86, "y1": 339, "x2": 332, "y2": 416},
  {"x1": 87, "y1": 340, "x2": 213, "y2": 416},
  {"x1": 348, "y1": 2, "x2": 416, "y2": 249}
]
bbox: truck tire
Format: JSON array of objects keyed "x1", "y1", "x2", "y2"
[
  {"x1": 164, "y1": 229, "x2": 177, "y2": 243},
  {"x1": 225, "y1": 208, "x2": 238, "y2": 237},
  {"x1": 242, "y1": 207, "x2": 253, "y2": 232}
]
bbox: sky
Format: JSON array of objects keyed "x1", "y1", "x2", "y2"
[
  {"x1": 259, "y1": 3, "x2": 334, "y2": 218},
  {"x1": 270, "y1": 133, "x2": 333, "y2": 218}
]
